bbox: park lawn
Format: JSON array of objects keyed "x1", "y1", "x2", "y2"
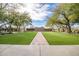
[
  {"x1": 0, "y1": 32, "x2": 37, "y2": 45},
  {"x1": 43, "y1": 32, "x2": 79, "y2": 45}
]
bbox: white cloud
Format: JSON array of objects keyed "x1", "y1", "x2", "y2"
[{"x1": 18, "y1": 3, "x2": 52, "y2": 20}]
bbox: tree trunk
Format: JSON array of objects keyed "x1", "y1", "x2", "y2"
[
  {"x1": 17, "y1": 25, "x2": 20, "y2": 32},
  {"x1": 9, "y1": 24, "x2": 12, "y2": 34},
  {"x1": 0, "y1": 27, "x2": 2, "y2": 34},
  {"x1": 62, "y1": 12, "x2": 72, "y2": 33},
  {"x1": 18, "y1": 26, "x2": 20, "y2": 32},
  {"x1": 67, "y1": 22, "x2": 72, "y2": 33},
  {"x1": 23, "y1": 25, "x2": 26, "y2": 32}
]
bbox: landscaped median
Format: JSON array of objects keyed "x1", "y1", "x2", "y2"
[
  {"x1": 0, "y1": 32, "x2": 37, "y2": 45},
  {"x1": 43, "y1": 32, "x2": 79, "y2": 45}
]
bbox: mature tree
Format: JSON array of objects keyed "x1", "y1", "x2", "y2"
[
  {"x1": 0, "y1": 3, "x2": 24, "y2": 33},
  {"x1": 47, "y1": 3, "x2": 79, "y2": 33},
  {"x1": 0, "y1": 3, "x2": 8, "y2": 33},
  {"x1": 7, "y1": 11, "x2": 31, "y2": 32},
  {"x1": 12, "y1": 12, "x2": 31, "y2": 32}
]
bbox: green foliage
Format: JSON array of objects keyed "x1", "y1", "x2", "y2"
[
  {"x1": 0, "y1": 3, "x2": 31, "y2": 33},
  {"x1": 46, "y1": 3, "x2": 79, "y2": 33},
  {"x1": 7, "y1": 11, "x2": 31, "y2": 26},
  {"x1": 46, "y1": 12, "x2": 59, "y2": 26},
  {"x1": 47, "y1": 4, "x2": 79, "y2": 26}
]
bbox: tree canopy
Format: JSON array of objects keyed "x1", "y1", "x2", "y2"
[
  {"x1": 0, "y1": 3, "x2": 32, "y2": 33},
  {"x1": 46, "y1": 3, "x2": 79, "y2": 33}
]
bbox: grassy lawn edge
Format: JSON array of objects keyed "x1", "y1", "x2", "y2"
[
  {"x1": 0, "y1": 32, "x2": 37, "y2": 45},
  {"x1": 43, "y1": 32, "x2": 79, "y2": 45}
]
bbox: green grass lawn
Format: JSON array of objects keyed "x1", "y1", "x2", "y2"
[
  {"x1": 0, "y1": 32, "x2": 37, "y2": 45},
  {"x1": 43, "y1": 32, "x2": 79, "y2": 45}
]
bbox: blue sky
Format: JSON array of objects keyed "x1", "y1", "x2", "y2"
[
  {"x1": 32, "y1": 20, "x2": 47, "y2": 27},
  {"x1": 19, "y1": 3, "x2": 57, "y2": 27},
  {"x1": 31, "y1": 3, "x2": 57, "y2": 27}
]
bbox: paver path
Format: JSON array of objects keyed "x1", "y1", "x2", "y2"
[
  {"x1": 0, "y1": 45, "x2": 79, "y2": 56},
  {"x1": 31, "y1": 32, "x2": 48, "y2": 45}
]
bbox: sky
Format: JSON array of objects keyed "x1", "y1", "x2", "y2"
[{"x1": 18, "y1": 3, "x2": 57, "y2": 27}]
